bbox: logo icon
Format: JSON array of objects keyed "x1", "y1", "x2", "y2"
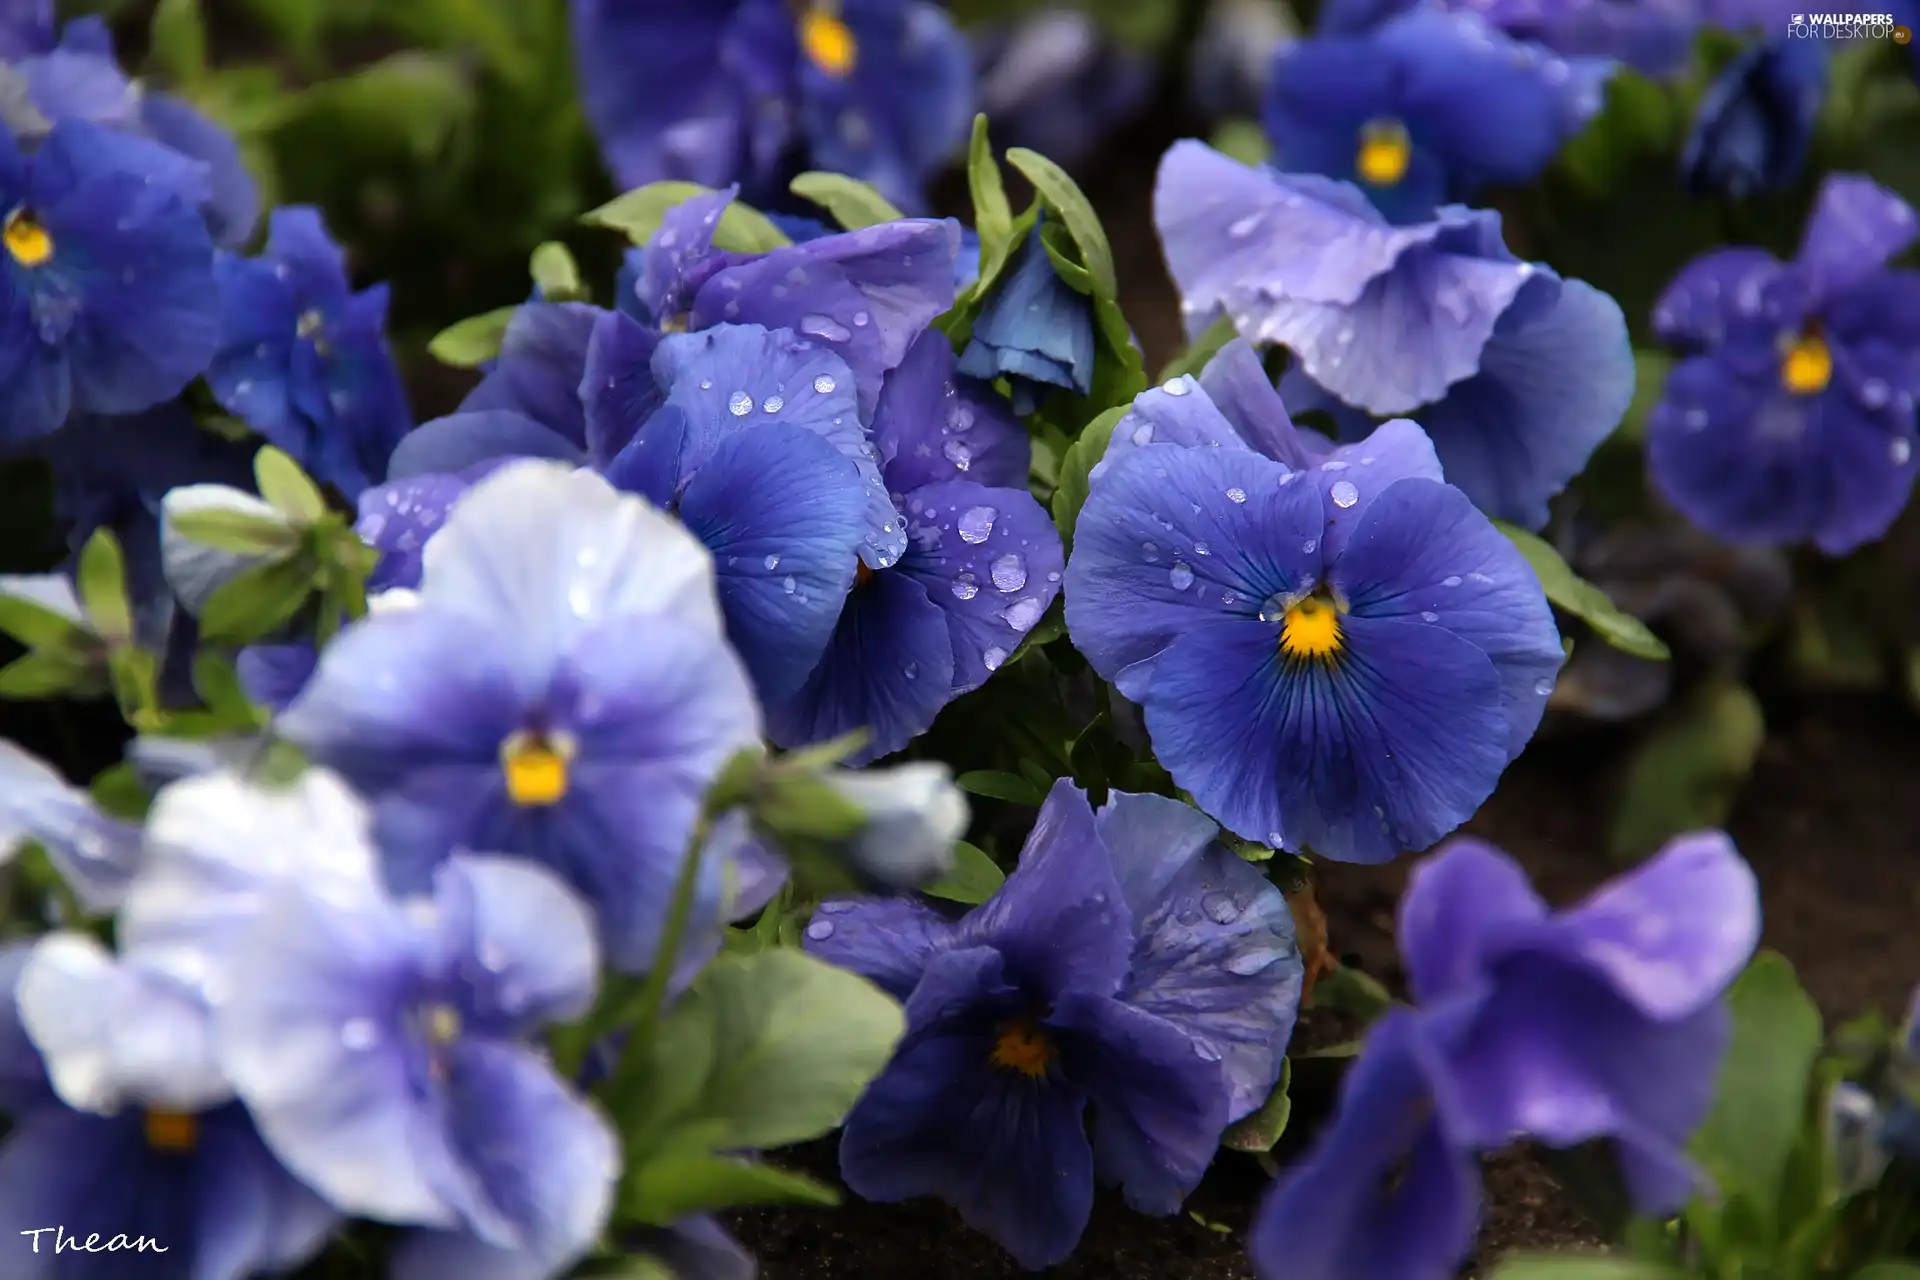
[{"x1": 1896, "y1": 22, "x2": 1913, "y2": 41}]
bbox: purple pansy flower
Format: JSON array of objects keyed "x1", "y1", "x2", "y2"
[
  {"x1": 807, "y1": 782, "x2": 1303, "y2": 1266},
  {"x1": 1646, "y1": 173, "x2": 1920, "y2": 554},
  {"x1": 1263, "y1": 6, "x2": 1612, "y2": 226},
  {"x1": 276, "y1": 461, "x2": 762, "y2": 971},
  {"x1": 1317, "y1": 0, "x2": 1696, "y2": 78},
  {"x1": 1155, "y1": 140, "x2": 1633, "y2": 531},
  {"x1": 0, "y1": 938, "x2": 338, "y2": 1280},
  {"x1": 766, "y1": 331, "x2": 1059, "y2": 762},
  {"x1": 570, "y1": 0, "x2": 972, "y2": 211},
  {"x1": 1064, "y1": 353, "x2": 1564, "y2": 862},
  {"x1": 957, "y1": 219, "x2": 1095, "y2": 414},
  {"x1": 1249, "y1": 830, "x2": 1761, "y2": 1280},
  {"x1": 206, "y1": 207, "x2": 412, "y2": 500},
  {"x1": 0, "y1": 737, "x2": 143, "y2": 912},
  {"x1": 1683, "y1": 36, "x2": 1829, "y2": 200}
]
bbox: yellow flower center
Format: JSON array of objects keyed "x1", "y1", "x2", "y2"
[
  {"x1": 1780, "y1": 331, "x2": 1832, "y2": 396},
  {"x1": 4, "y1": 207, "x2": 53, "y2": 267},
  {"x1": 500, "y1": 729, "x2": 576, "y2": 807},
  {"x1": 143, "y1": 1109, "x2": 199, "y2": 1152},
  {"x1": 1281, "y1": 594, "x2": 1344, "y2": 660},
  {"x1": 800, "y1": 9, "x2": 858, "y2": 78},
  {"x1": 1355, "y1": 119, "x2": 1413, "y2": 188},
  {"x1": 989, "y1": 1017, "x2": 1053, "y2": 1078},
  {"x1": 855, "y1": 560, "x2": 874, "y2": 587},
  {"x1": 424, "y1": 1004, "x2": 462, "y2": 1046}
]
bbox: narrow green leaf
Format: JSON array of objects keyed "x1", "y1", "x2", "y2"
[
  {"x1": 166, "y1": 501, "x2": 301, "y2": 558},
  {"x1": 1209, "y1": 118, "x2": 1272, "y2": 167},
  {"x1": 1608, "y1": 679, "x2": 1764, "y2": 862},
  {"x1": 0, "y1": 592, "x2": 89, "y2": 653},
  {"x1": 529, "y1": 242, "x2": 587, "y2": 302},
  {"x1": 1306, "y1": 965, "x2": 1394, "y2": 1022},
  {"x1": 1690, "y1": 953, "x2": 1823, "y2": 1237},
  {"x1": 276, "y1": 53, "x2": 474, "y2": 159},
  {"x1": 253, "y1": 447, "x2": 327, "y2": 527},
  {"x1": 428, "y1": 306, "x2": 518, "y2": 369},
  {"x1": 966, "y1": 115, "x2": 1014, "y2": 285},
  {"x1": 1222, "y1": 1059, "x2": 1292, "y2": 1152},
  {"x1": 1493, "y1": 521, "x2": 1670, "y2": 661},
  {"x1": 921, "y1": 840, "x2": 1005, "y2": 905},
  {"x1": 76, "y1": 530, "x2": 133, "y2": 645},
  {"x1": 1158, "y1": 316, "x2": 1239, "y2": 384},
  {"x1": 1005, "y1": 147, "x2": 1117, "y2": 302},
  {"x1": 620, "y1": 1154, "x2": 838, "y2": 1225},
  {"x1": 582, "y1": 182, "x2": 791, "y2": 253},
  {"x1": 955, "y1": 770, "x2": 1044, "y2": 806},
  {"x1": 90, "y1": 762, "x2": 153, "y2": 822},
  {"x1": 1491, "y1": 1258, "x2": 1683, "y2": 1280},
  {"x1": 149, "y1": 0, "x2": 208, "y2": 86},
  {"x1": 0, "y1": 650, "x2": 95, "y2": 698},
  {"x1": 790, "y1": 172, "x2": 904, "y2": 231},
  {"x1": 197, "y1": 558, "x2": 319, "y2": 644},
  {"x1": 1049, "y1": 406, "x2": 1126, "y2": 554},
  {"x1": 681, "y1": 949, "x2": 904, "y2": 1151}
]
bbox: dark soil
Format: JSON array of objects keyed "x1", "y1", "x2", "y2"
[{"x1": 730, "y1": 695, "x2": 1920, "y2": 1277}]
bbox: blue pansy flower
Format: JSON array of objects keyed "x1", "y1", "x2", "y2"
[
  {"x1": 756, "y1": 211, "x2": 982, "y2": 292},
  {"x1": 766, "y1": 331, "x2": 1058, "y2": 761},
  {"x1": 277, "y1": 461, "x2": 763, "y2": 971},
  {"x1": 0, "y1": 933, "x2": 338, "y2": 1279},
  {"x1": 974, "y1": 10, "x2": 1155, "y2": 168},
  {"x1": 1263, "y1": 6, "x2": 1612, "y2": 225},
  {"x1": 957, "y1": 218, "x2": 1095, "y2": 414},
  {"x1": 206, "y1": 205, "x2": 412, "y2": 500},
  {"x1": 571, "y1": 0, "x2": 973, "y2": 211},
  {"x1": 1317, "y1": 0, "x2": 1695, "y2": 78},
  {"x1": 1, "y1": 14, "x2": 259, "y2": 246},
  {"x1": 0, "y1": 119, "x2": 219, "y2": 445},
  {"x1": 1249, "y1": 830, "x2": 1759, "y2": 1280},
  {"x1": 1646, "y1": 173, "x2": 1920, "y2": 554},
  {"x1": 457, "y1": 301, "x2": 605, "y2": 450},
  {"x1": 1064, "y1": 366, "x2": 1563, "y2": 863},
  {"x1": 807, "y1": 782, "x2": 1302, "y2": 1267},
  {"x1": 1683, "y1": 36, "x2": 1828, "y2": 200},
  {"x1": 613, "y1": 187, "x2": 964, "y2": 423},
  {"x1": 1155, "y1": 141, "x2": 1633, "y2": 530}
]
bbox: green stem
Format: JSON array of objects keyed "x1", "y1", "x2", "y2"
[{"x1": 626, "y1": 805, "x2": 718, "y2": 1047}]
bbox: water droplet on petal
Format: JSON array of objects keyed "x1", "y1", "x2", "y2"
[
  {"x1": 1862, "y1": 378, "x2": 1891, "y2": 408},
  {"x1": 728, "y1": 391, "x2": 752, "y2": 416},
  {"x1": 1194, "y1": 1039, "x2": 1224, "y2": 1062},
  {"x1": 762, "y1": 395, "x2": 784, "y2": 413},
  {"x1": 813, "y1": 373, "x2": 837, "y2": 394},
  {"x1": 1224, "y1": 950, "x2": 1281, "y2": 976},
  {"x1": 1258, "y1": 594, "x2": 1288, "y2": 623},
  {"x1": 1132, "y1": 423, "x2": 1154, "y2": 446},
  {"x1": 764, "y1": 554, "x2": 780, "y2": 570},
  {"x1": 1193, "y1": 541, "x2": 1211, "y2": 556},
  {"x1": 1162, "y1": 377, "x2": 1192, "y2": 396},
  {"x1": 700, "y1": 378, "x2": 713, "y2": 390},
  {"x1": 1228, "y1": 213, "x2": 1263, "y2": 239},
  {"x1": 1141, "y1": 542, "x2": 1159, "y2": 562},
  {"x1": 1168, "y1": 562, "x2": 1194, "y2": 590},
  {"x1": 983, "y1": 646, "x2": 1008, "y2": 671},
  {"x1": 1533, "y1": 676, "x2": 1555, "y2": 695},
  {"x1": 991, "y1": 554, "x2": 1027, "y2": 592},
  {"x1": 1266, "y1": 831, "x2": 1284, "y2": 847},
  {"x1": 1320, "y1": 459, "x2": 1349, "y2": 472},
  {"x1": 800, "y1": 313, "x2": 852, "y2": 343},
  {"x1": 1442, "y1": 575, "x2": 1462, "y2": 587},
  {"x1": 1330, "y1": 480, "x2": 1360, "y2": 508},
  {"x1": 806, "y1": 920, "x2": 835, "y2": 940},
  {"x1": 852, "y1": 310, "x2": 871, "y2": 327},
  {"x1": 1894, "y1": 438, "x2": 1913, "y2": 466},
  {"x1": 952, "y1": 572, "x2": 980, "y2": 601},
  {"x1": 958, "y1": 506, "x2": 998, "y2": 543},
  {"x1": 904, "y1": 661, "x2": 919, "y2": 679},
  {"x1": 1683, "y1": 408, "x2": 1709, "y2": 431},
  {"x1": 782, "y1": 575, "x2": 797, "y2": 594},
  {"x1": 943, "y1": 439, "x2": 973, "y2": 470},
  {"x1": 1225, "y1": 486, "x2": 1247, "y2": 504},
  {"x1": 1421, "y1": 610, "x2": 1439, "y2": 623},
  {"x1": 1003, "y1": 597, "x2": 1043, "y2": 630},
  {"x1": 1302, "y1": 538, "x2": 1318, "y2": 554}
]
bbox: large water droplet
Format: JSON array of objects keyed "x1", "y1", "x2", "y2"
[
  {"x1": 983, "y1": 646, "x2": 1008, "y2": 671},
  {"x1": 1168, "y1": 562, "x2": 1195, "y2": 590},
  {"x1": 762, "y1": 395, "x2": 784, "y2": 413},
  {"x1": 1421, "y1": 610, "x2": 1439, "y2": 623},
  {"x1": 952, "y1": 572, "x2": 980, "y2": 601},
  {"x1": 1894, "y1": 438, "x2": 1914, "y2": 465},
  {"x1": 1003, "y1": 597, "x2": 1043, "y2": 630},
  {"x1": 820, "y1": 900, "x2": 854, "y2": 915},
  {"x1": 991, "y1": 553, "x2": 1027, "y2": 592},
  {"x1": 727, "y1": 391, "x2": 752, "y2": 416},
  {"x1": 764, "y1": 554, "x2": 780, "y2": 570},
  {"x1": 1330, "y1": 479, "x2": 1359, "y2": 508},
  {"x1": 1193, "y1": 541, "x2": 1211, "y2": 556},
  {"x1": 1257, "y1": 594, "x2": 1289, "y2": 623},
  {"x1": 1225, "y1": 486, "x2": 1247, "y2": 504},
  {"x1": 852, "y1": 310, "x2": 871, "y2": 327},
  {"x1": 800, "y1": 313, "x2": 852, "y2": 342},
  {"x1": 1320, "y1": 459, "x2": 1349, "y2": 472},
  {"x1": 943, "y1": 439, "x2": 973, "y2": 470},
  {"x1": 1132, "y1": 423, "x2": 1154, "y2": 445},
  {"x1": 1533, "y1": 676, "x2": 1555, "y2": 695},
  {"x1": 806, "y1": 920, "x2": 835, "y2": 941},
  {"x1": 1141, "y1": 542, "x2": 1160, "y2": 562},
  {"x1": 1163, "y1": 377, "x2": 1192, "y2": 396},
  {"x1": 1228, "y1": 213, "x2": 1263, "y2": 239},
  {"x1": 1224, "y1": 950, "x2": 1281, "y2": 976},
  {"x1": 813, "y1": 373, "x2": 837, "y2": 394},
  {"x1": 1442, "y1": 575, "x2": 1463, "y2": 587},
  {"x1": 782, "y1": 575, "x2": 797, "y2": 595},
  {"x1": 958, "y1": 506, "x2": 997, "y2": 543}
]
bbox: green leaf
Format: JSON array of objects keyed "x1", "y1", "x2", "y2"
[
  {"x1": 1158, "y1": 316, "x2": 1238, "y2": 384},
  {"x1": 920, "y1": 840, "x2": 1005, "y2": 905},
  {"x1": 149, "y1": 0, "x2": 207, "y2": 86},
  {"x1": 1049, "y1": 405, "x2": 1125, "y2": 555},
  {"x1": 1854, "y1": 1265, "x2": 1920, "y2": 1279},
  {"x1": 1690, "y1": 952, "x2": 1823, "y2": 1241},
  {"x1": 1491, "y1": 1258, "x2": 1684, "y2": 1280},
  {"x1": 1306, "y1": 965, "x2": 1394, "y2": 1023},
  {"x1": 1613, "y1": 351, "x2": 1674, "y2": 446},
  {"x1": 1608, "y1": 679, "x2": 1764, "y2": 863},
  {"x1": 620, "y1": 1154, "x2": 839, "y2": 1225},
  {"x1": 76, "y1": 530, "x2": 133, "y2": 646},
  {"x1": 253, "y1": 447, "x2": 326, "y2": 527},
  {"x1": 955, "y1": 770, "x2": 1044, "y2": 806},
  {"x1": 90, "y1": 762, "x2": 153, "y2": 822},
  {"x1": 529, "y1": 242, "x2": 588, "y2": 302},
  {"x1": 0, "y1": 591, "x2": 90, "y2": 653},
  {"x1": 1209, "y1": 118, "x2": 1271, "y2": 168},
  {"x1": 1006, "y1": 147, "x2": 1117, "y2": 302},
  {"x1": 790, "y1": 172, "x2": 904, "y2": 230},
  {"x1": 582, "y1": 182, "x2": 791, "y2": 254},
  {"x1": 0, "y1": 650, "x2": 96, "y2": 699},
  {"x1": 1492, "y1": 521, "x2": 1670, "y2": 661},
  {"x1": 1222, "y1": 1059, "x2": 1292, "y2": 1152},
  {"x1": 966, "y1": 115, "x2": 1016, "y2": 294},
  {"x1": 678, "y1": 949, "x2": 904, "y2": 1151},
  {"x1": 197, "y1": 558, "x2": 319, "y2": 645},
  {"x1": 428, "y1": 306, "x2": 518, "y2": 369},
  {"x1": 278, "y1": 53, "x2": 474, "y2": 159}
]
